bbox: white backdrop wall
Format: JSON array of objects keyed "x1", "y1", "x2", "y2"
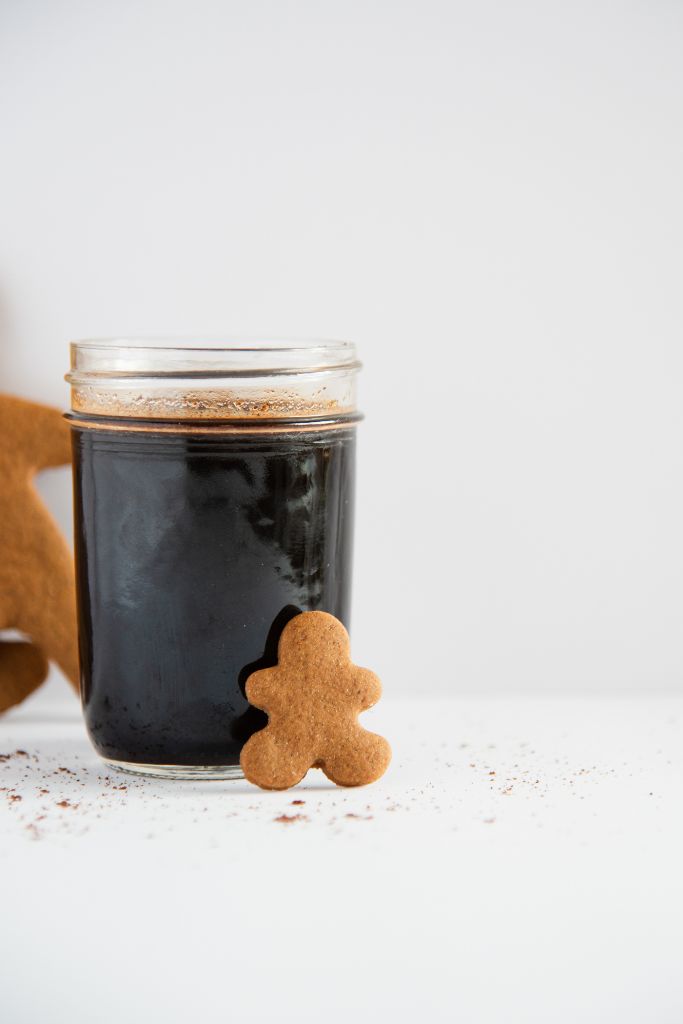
[{"x1": 1, "y1": 0, "x2": 682, "y2": 694}]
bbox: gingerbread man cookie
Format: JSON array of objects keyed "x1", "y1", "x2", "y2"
[
  {"x1": 0, "y1": 394, "x2": 79, "y2": 713},
  {"x1": 240, "y1": 611, "x2": 391, "y2": 790}
]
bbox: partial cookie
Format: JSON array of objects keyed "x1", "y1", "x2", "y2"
[
  {"x1": 0, "y1": 642, "x2": 49, "y2": 715},
  {"x1": 240, "y1": 611, "x2": 391, "y2": 790},
  {"x1": 0, "y1": 395, "x2": 79, "y2": 713}
]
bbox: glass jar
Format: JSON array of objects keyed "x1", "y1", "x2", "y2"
[{"x1": 66, "y1": 339, "x2": 361, "y2": 779}]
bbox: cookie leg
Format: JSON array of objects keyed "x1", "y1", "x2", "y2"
[
  {"x1": 240, "y1": 728, "x2": 312, "y2": 790},
  {"x1": 319, "y1": 729, "x2": 392, "y2": 787},
  {"x1": 0, "y1": 640, "x2": 49, "y2": 714}
]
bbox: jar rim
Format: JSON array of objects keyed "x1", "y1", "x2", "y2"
[
  {"x1": 66, "y1": 337, "x2": 361, "y2": 421},
  {"x1": 68, "y1": 337, "x2": 359, "y2": 379}
]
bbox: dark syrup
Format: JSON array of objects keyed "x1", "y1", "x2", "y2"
[{"x1": 71, "y1": 420, "x2": 356, "y2": 766}]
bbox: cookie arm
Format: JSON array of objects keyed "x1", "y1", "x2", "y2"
[
  {"x1": 0, "y1": 396, "x2": 71, "y2": 470},
  {"x1": 352, "y1": 667, "x2": 382, "y2": 710},
  {"x1": 245, "y1": 666, "x2": 281, "y2": 712},
  {"x1": 23, "y1": 401, "x2": 72, "y2": 469}
]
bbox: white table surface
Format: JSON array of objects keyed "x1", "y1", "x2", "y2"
[{"x1": 1, "y1": 678, "x2": 682, "y2": 1024}]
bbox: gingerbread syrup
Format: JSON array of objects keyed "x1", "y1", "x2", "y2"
[{"x1": 70, "y1": 417, "x2": 356, "y2": 767}]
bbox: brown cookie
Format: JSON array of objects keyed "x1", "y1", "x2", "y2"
[
  {"x1": 240, "y1": 611, "x2": 391, "y2": 790},
  {"x1": 0, "y1": 394, "x2": 79, "y2": 713}
]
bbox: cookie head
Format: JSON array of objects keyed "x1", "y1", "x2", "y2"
[{"x1": 277, "y1": 610, "x2": 351, "y2": 669}]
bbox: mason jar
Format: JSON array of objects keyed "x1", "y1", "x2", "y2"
[{"x1": 66, "y1": 339, "x2": 360, "y2": 779}]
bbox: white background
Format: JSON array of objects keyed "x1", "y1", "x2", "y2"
[{"x1": 1, "y1": 0, "x2": 682, "y2": 695}]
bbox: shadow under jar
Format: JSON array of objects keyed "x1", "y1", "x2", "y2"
[{"x1": 66, "y1": 339, "x2": 361, "y2": 779}]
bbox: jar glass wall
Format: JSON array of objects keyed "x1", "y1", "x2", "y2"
[{"x1": 66, "y1": 339, "x2": 361, "y2": 779}]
